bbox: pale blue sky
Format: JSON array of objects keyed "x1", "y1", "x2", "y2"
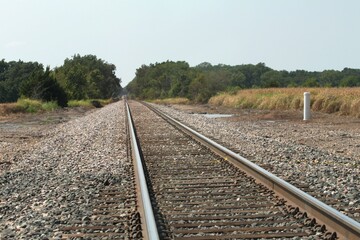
[{"x1": 1, "y1": 0, "x2": 359, "y2": 86}]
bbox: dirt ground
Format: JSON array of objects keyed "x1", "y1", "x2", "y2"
[
  {"x1": 169, "y1": 104, "x2": 360, "y2": 129},
  {"x1": 0, "y1": 107, "x2": 94, "y2": 169},
  {"x1": 166, "y1": 104, "x2": 360, "y2": 161},
  {"x1": 1, "y1": 104, "x2": 359, "y2": 168}
]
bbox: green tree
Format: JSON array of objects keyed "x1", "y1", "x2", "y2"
[
  {"x1": 340, "y1": 76, "x2": 360, "y2": 87},
  {"x1": 126, "y1": 61, "x2": 360, "y2": 102},
  {"x1": 188, "y1": 74, "x2": 212, "y2": 103},
  {"x1": 66, "y1": 65, "x2": 88, "y2": 99},
  {"x1": 20, "y1": 67, "x2": 68, "y2": 107},
  {"x1": 232, "y1": 63, "x2": 271, "y2": 88},
  {"x1": 260, "y1": 70, "x2": 282, "y2": 88},
  {"x1": 319, "y1": 70, "x2": 342, "y2": 87},
  {"x1": 302, "y1": 77, "x2": 320, "y2": 87},
  {"x1": 230, "y1": 71, "x2": 246, "y2": 88},
  {"x1": 54, "y1": 54, "x2": 121, "y2": 100},
  {"x1": 0, "y1": 60, "x2": 43, "y2": 102},
  {"x1": 127, "y1": 61, "x2": 192, "y2": 100}
]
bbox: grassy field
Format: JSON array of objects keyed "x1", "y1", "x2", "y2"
[
  {"x1": 0, "y1": 98, "x2": 114, "y2": 116},
  {"x1": 0, "y1": 99, "x2": 59, "y2": 115},
  {"x1": 151, "y1": 97, "x2": 190, "y2": 105},
  {"x1": 209, "y1": 88, "x2": 360, "y2": 118},
  {"x1": 68, "y1": 99, "x2": 113, "y2": 108}
]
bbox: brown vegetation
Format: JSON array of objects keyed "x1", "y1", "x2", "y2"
[
  {"x1": 151, "y1": 98, "x2": 190, "y2": 105},
  {"x1": 209, "y1": 88, "x2": 360, "y2": 118},
  {"x1": 0, "y1": 103, "x2": 23, "y2": 116}
]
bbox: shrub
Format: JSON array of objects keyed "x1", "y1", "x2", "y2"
[
  {"x1": 68, "y1": 99, "x2": 113, "y2": 108},
  {"x1": 41, "y1": 101, "x2": 59, "y2": 111},
  {"x1": 17, "y1": 98, "x2": 42, "y2": 113},
  {"x1": 91, "y1": 100, "x2": 103, "y2": 108},
  {"x1": 20, "y1": 67, "x2": 68, "y2": 107},
  {"x1": 68, "y1": 100, "x2": 93, "y2": 108}
]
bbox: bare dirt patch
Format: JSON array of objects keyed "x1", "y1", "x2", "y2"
[
  {"x1": 0, "y1": 107, "x2": 93, "y2": 170},
  {"x1": 167, "y1": 104, "x2": 360, "y2": 161}
]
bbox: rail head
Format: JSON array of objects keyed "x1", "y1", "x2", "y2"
[
  {"x1": 144, "y1": 101, "x2": 360, "y2": 240},
  {"x1": 126, "y1": 101, "x2": 159, "y2": 240}
]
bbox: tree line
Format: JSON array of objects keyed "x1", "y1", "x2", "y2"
[
  {"x1": 0, "y1": 54, "x2": 122, "y2": 107},
  {"x1": 126, "y1": 61, "x2": 360, "y2": 103}
]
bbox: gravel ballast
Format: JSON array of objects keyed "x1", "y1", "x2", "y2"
[
  {"x1": 0, "y1": 101, "x2": 128, "y2": 239},
  {"x1": 1, "y1": 100, "x2": 359, "y2": 238},
  {"x1": 153, "y1": 103, "x2": 360, "y2": 222}
]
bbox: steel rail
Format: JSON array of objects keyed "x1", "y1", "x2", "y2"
[
  {"x1": 126, "y1": 101, "x2": 159, "y2": 240},
  {"x1": 144, "y1": 102, "x2": 360, "y2": 240}
]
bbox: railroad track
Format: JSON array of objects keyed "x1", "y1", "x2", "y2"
[
  {"x1": 57, "y1": 102, "x2": 142, "y2": 239},
  {"x1": 56, "y1": 100, "x2": 360, "y2": 239},
  {"x1": 127, "y1": 100, "x2": 360, "y2": 240}
]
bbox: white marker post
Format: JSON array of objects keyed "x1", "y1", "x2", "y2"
[{"x1": 304, "y1": 92, "x2": 310, "y2": 120}]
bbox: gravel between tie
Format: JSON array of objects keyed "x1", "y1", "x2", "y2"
[
  {"x1": 152, "y1": 103, "x2": 360, "y2": 223},
  {"x1": 0, "y1": 101, "x2": 128, "y2": 239},
  {"x1": 1, "y1": 101, "x2": 359, "y2": 239}
]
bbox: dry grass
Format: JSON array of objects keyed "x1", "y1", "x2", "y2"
[
  {"x1": 0, "y1": 98, "x2": 115, "y2": 117},
  {"x1": 0, "y1": 102, "x2": 23, "y2": 115},
  {"x1": 209, "y1": 88, "x2": 360, "y2": 118},
  {"x1": 0, "y1": 99, "x2": 58, "y2": 115},
  {"x1": 151, "y1": 97, "x2": 190, "y2": 105},
  {"x1": 68, "y1": 99, "x2": 114, "y2": 108}
]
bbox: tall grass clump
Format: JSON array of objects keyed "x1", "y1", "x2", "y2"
[
  {"x1": 0, "y1": 98, "x2": 61, "y2": 114},
  {"x1": 97, "y1": 99, "x2": 113, "y2": 106},
  {"x1": 68, "y1": 99, "x2": 113, "y2": 108},
  {"x1": 68, "y1": 100, "x2": 93, "y2": 108},
  {"x1": 209, "y1": 88, "x2": 360, "y2": 118},
  {"x1": 68, "y1": 98, "x2": 114, "y2": 108},
  {"x1": 151, "y1": 97, "x2": 190, "y2": 105},
  {"x1": 0, "y1": 103, "x2": 22, "y2": 115},
  {"x1": 17, "y1": 98, "x2": 61, "y2": 113},
  {"x1": 41, "y1": 101, "x2": 59, "y2": 111},
  {"x1": 16, "y1": 98, "x2": 43, "y2": 113},
  {"x1": 1, "y1": 98, "x2": 114, "y2": 116}
]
